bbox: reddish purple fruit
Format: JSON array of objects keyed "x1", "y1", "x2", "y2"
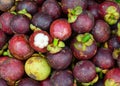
[
  {"x1": 73, "y1": 60, "x2": 96, "y2": 83},
  {"x1": 51, "y1": 70, "x2": 73, "y2": 86},
  {"x1": 99, "y1": 1, "x2": 120, "y2": 25},
  {"x1": 70, "y1": 33, "x2": 97, "y2": 60},
  {"x1": 61, "y1": 0, "x2": 87, "y2": 14},
  {"x1": 17, "y1": 78, "x2": 39, "y2": 86},
  {"x1": 8, "y1": 34, "x2": 34, "y2": 60},
  {"x1": 46, "y1": 47, "x2": 72, "y2": 70},
  {"x1": 32, "y1": 12, "x2": 53, "y2": 31},
  {"x1": 40, "y1": 78, "x2": 52, "y2": 86},
  {"x1": 104, "y1": 68, "x2": 120, "y2": 86},
  {"x1": 0, "y1": 58, "x2": 24, "y2": 85},
  {"x1": 0, "y1": 12, "x2": 14, "y2": 34},
  {"x1": 0, "y1": 78, "x2": 7, "y2": 86},
  {"x1": 0, "y1": 56, "x2": 9, "y2": 66},
  {"x1": 50, "y1": 18, "x2": 72, "y2": 40},
  {"x1": 0, "y1": 30, "x2": 7, "y2": 49},
  {"x1": 16, "y1": 1, "x2": 38, "y2": 15},
  {"x1": 29, "y1": 30, "x2": 52, "y2": 53},
  {"x1": 41, "y1": 0, "x2": 62, "y2": 19},
  {"x1": 71, "y1": 11, "x2": 94, "y2": 33},
  {"x1": 92, "y1": 20, "x2": 110, "y2": 43},
  {"x1": 93, "y1": 48, "x2": 114, "y2": 69},
  {"x1": 10, "y1": 15, "x2": 30, "y2": 34}
]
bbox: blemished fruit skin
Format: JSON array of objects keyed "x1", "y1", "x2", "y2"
[
  {"x1": 71, "y1": 11, "x2": 94, "y2": 34},
  {"x1": 93, "y1": 48, "x2": 115, "y2": 69},
  {"x1": 0, "y1": 12, "x2": 14, "y2": 34},
  {"x1": 92, "y1": 20, "x2": 110, "y2": 43},
  {"x1": 0, "y1": 58, "x2": 24, "y2": 85},
  {"x1": 10, "y1": 15, "x2": 30, "y2": 34},
  {"x1": 25, "y1": 54, "x2": 51, "y2": 81},
  {"x1": 73, "y1": 60, "x2": 96, "y2": 83},
  {"x1": 8, "y1": 34, "x2": 34, "y2": 60},
  {"x1": 50, "y1": 70, "x2": 73, "y2": 86}
]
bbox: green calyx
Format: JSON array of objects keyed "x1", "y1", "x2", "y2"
[
  {"x1": 112, "y1": 48, "x2": 120, "y2": 59},
  {"x1": 104, "y1": 6, "x2": 120, "y2": 25},
  {"x1": 105, "y1": 79, "x2": 120, "y2": 86},
  {"x1": 3, "y1": 49, "x2": 13, "y2": 58},
  {"x1": 47, "y1": 38, "x2": 65, "y2": 54},
  {"x1": 68, "y1": 6, "x2": 82, "y2": 23},
  {"x1": 75, "y1": 33, "x2": 94, "y2": 51},
  {"x1": 115, "y1": 0, "x2": 120, "y2": 3},
  {"x1": 81, "y1": 74, "x2": 99, "y2": 86},
  {"x1": 30, "y1": 24, "x2": 41, "y2": 31},
  {"x1": 0, "y1": 43, "x2": 8, "y2": 55},
  {"x1": 18, "y1": 9, "x2": 32, "y2": 19}
]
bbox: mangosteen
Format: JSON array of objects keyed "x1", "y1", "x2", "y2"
[
  {"x1": 8, "y1": 34, "x2": 34, "y2": 60},
  {"x1": 46, "y1": 47, "x2": 73, "y2": 70},
  {"x1": 10, "y1": 14, "x2": 30, "y2": 34},
  {"x1": 0, "y1": 0, "x2": 15, "y2": 11},
  {"x1": 93, "y1": 48, "x2": 115, "y2": 69},
  {"x1": 40, "y1": 78, "x2": 52, "y2": 86},
  {"x1": 70, "y1": 33, "x2": 97, "y2": 60},
  {"x1": 41, "y1": 0, "x2": 62, "y2": 19},
  {"x1": 16, "y1": 1, "x2": 38, "y2": 15},
  {"x1": 51, "y1": 70, "x2": 73, "y2": 86},
  {"x1": 73, "y1": 60, "x2": 97, "y2": 83},
  {"x1": 92, "y1": 20, "x2": 111, "y2": 43},
  {"x1": 50, "y1": 18, "x2": 72, "y2": 40},
  {"x1": 0, "y1": 12, "x2": 14, "y2": 34},
  {"x1": 32, "y1": 12, "x2": 53, "y2": 31},
  {"x1": 0, "y1": 78, "x2": 7, "y2": 86}
]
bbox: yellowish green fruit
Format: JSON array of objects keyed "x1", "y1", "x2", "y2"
[{"x1": 25, "y1": 54, "x2": 51, "y2": 81}]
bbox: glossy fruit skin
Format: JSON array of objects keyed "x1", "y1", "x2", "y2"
[
  {"x1": 93, "y1": 48, "x2": 114, "y2": 69},
  {"x1": 0, "y1": 58, "x2": 24, "y2": 85},
  {"x1": 61, "y1": 0, "x2": 87, "y2": 14},
  {"x1": 46, "y1": 47, "x2": 72, "y2": 70},
  {"x1": 41, "y1": 0, "x2": 62, "y2": 19},
  {"x1": 50, "y1": 18, "x2": 72, "y2": 40},
  {"x1": 18, "y1": 78, "x2": 39, "y2": 86},
  {"x1": 73, "y1": 60, "x2": 96, "y2": 83},
  {"x1": 0, "y1": 12, "x2": 14, "y2": 34},
  {"x1": 0, "y1": 30, "x2": 7, "y2": 49},
  {"x1": 32, "y1": 12, "x2": 53, "y2": 31},
  {"x1": 10, "y1": 15, "x2": 30, "y2": 34},
  {"x1": 16, "y1": 1, "x2": 38, "y2": 15},
  {"x1": 51, "y1": 70, "x2": 73, "y2": 86},
  {"x1": 104, "y1": 68, "x2": 120, "y2": 85},
  {"x1": 8, "y1": 34, "x2": 34, "y2": 60},
  {"x1": 92, "y1": 20, "x2": 110, "y2": 43},
  {"x1": 40, "y1": 78, "x2": 52, "y2": 86},
  {"x1": 0, "y1": 0, "x2": 15, "y2": 11},
  {"x1": 70, "y1": 35, "x2": 97, "y2": 60},
  {"x1": 25, "y1": 54, "x2": 51, "y2": 81},
  {"x1": 0, "y1": 78, "x2": 7, "y2": 86},
  {"x1": 29, "y1": 30, "x2": 52, "y2": 53},
  {"x1": 71, "y1": 11, "x2": 94, "y2": 33}
]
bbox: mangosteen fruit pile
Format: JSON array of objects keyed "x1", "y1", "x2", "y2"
[{"x1": 0, "y1": 0, "x2": 120, "y2": 86}]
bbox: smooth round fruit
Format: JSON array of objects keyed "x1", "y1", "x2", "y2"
[
  {"x1": 25, "y1": 54, "x2": 51, "y2": 81},
  {"x1": 73, "y1": 60, "x2": 96, "y2": 83},
  {"x1": 46, "y1": 47, "x2": 72, "y2": 70},
  {"x1": 8, "y1": 34, "x2": 34, "y2": 60},
  {"x1": 50, "y1": 18, "x2": 72, "y2": 40},
  {"x1": 51, "y1": 70, "x2": 73, "y2": 86},
  {"x1": 0, "y1": 58, "x2": 24, "y2": 85}
]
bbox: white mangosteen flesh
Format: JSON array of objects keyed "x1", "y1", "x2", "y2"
[{"x1": 34, "y1": 33, "x2": 49, "y2": 49}]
